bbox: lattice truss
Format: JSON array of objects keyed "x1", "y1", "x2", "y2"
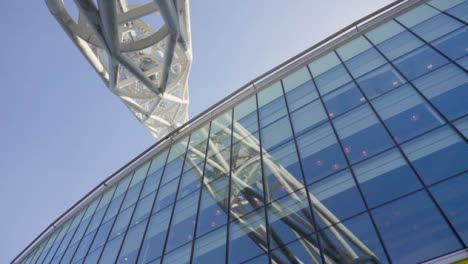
[
  {"x1": 45, "y1": 0, "x2": 192, "y2": 139},
  {"x1": 177, "y1": 119, "x2": 383, "y2": 264}
]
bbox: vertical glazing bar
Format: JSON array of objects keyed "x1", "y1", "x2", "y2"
[
  {"x1": 306, "y1": 62, "x2": 393, "y2": 264},
  {"x1": 135, "y1": 149, "x2": 171, "y2": 263},
  {"x1": 189, "y1": 121, "x2": 213, "y2": 263},
  {"x1": 159, "y1": 135, "x2": 192, "y2": 263},
  {"x1": 114, "y1": 158, "x2": 155, "y2": 262},
  {"x1": 95, "y1": 171, "x2": 137, "y2": 263},
  {"x1": 255, "y1": 92, "x2": 273, "y2": 264},
  {"x1": 225, "y1": 109, "x2": 234, "y2": 264},
  {"x1": 81, "y1": 184, "x2": 119, "y2": 262},
  {"x1": 279, "y1": 78, "x2": 326, "y2": 263}
]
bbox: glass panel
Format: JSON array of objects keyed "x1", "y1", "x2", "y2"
[
  {"x1": 396, "y1": 4, "x2": 439, "y2": 28},
  {"x1": 412, "y1": 64, "x2": 468, "y2": 120},
  {"x1": 336, "y1": 36, "x2": 373, "y2": 62},
  {"x1": 284, "y1": 79, "x2": 318, "y2": 112},
  {"x1": 51, "y1": 208, "x2": 86, "y2": 262},
  {"x1": 165, "y1": 191, "x2": 199, "y2": 253},
  {"x1": 393, "y1": 45, "x2": 448, "y2": 81},
  {"x1": 267, "y1": 189, "x2": 315, "y2": 249},
  {"x1": 138, "y1": 206, "x2": 172, "y2": 264},
  {"x1": 433, "y1": 26, "x2": 468, "y2": 60},
  {"x1": 308, "y1": 169, "x2": 365, "y2": 228},
  {"x1": 99, "y1": 235, "x2": 124, "y2": 263},
  {"x1": 313, "y1": 63, "x2": 352, "y2": 96},
  {"x1": 229, "y1": 209, "x2": 268, "y2": 264},
  {"x1": 365, "y1": 20, "x2": 405, "y2": 45},
  {"x1": 258, "y1": 82, "x2": 288, "y2": 128},
  {"x1": 411, "y1": 13, "x2": 463, "y2": 42},
  {"x1": 372, "y1": 190, "x2": 461, "y2": 263},
  {"x1": 342, "y1": 47, "x2": 387, "y2": 79},
  {"x1": 152, "y1": 178, "x2": 178, "y2": 214},
  {"x1": 447, "y1": 1, "x2": 468, "y2": 23},
  {"x1": 43, "y1": 220, "x2": 72, "y2": 264},
  {"x1": 401, "y1": 125, "x2": 468, "y2": 184},
  {"x1": 233, "y1": 95, "x2": 259, "y2": 138},
  {"x1": 356, "y1": 63, "x2": 406, "y2": 99},
  {"x1": 196, "y1": 175, "x2": 229, "y2": 237},
  {"x1": 270, "y1": 235, "x2": 321, "y2": 264},
  {"x1": 282, "y1": 67, "x2": 311, "y2": 93},
  {"x1": 263, "y1": 140, "x2": 303, "y2": 201},
  {"x1": 160, "y1": 138, "x2": 188, "y2": 185},
  {"x1": 430, "y1": 172, "x2": 468, "y2": 245},
  {"x1": 374, "y1": 30, "x2": 423, "y2": 61},
  {"x1": 131, "y1": 191, "x2": 156, "y2": 228},
  {"x1": 308, "y1": 51, "x2": 341, "y2": 77},
  {"x1": 353, "y1": 148, "x2": 422, "y2": 208},
  {"x1": 428, "y1": 0, "x2": 465, "y2": 11},
  {"x1": 117, "y1": 219, "x2": 148, "y2": 263},
  {"x1": 103, "y1": 173, "x2": 133, "y2": 222},
  {"x1": 162, "y1": 242, "x2": 191, "y2": 264},
  {"x1": 83, "y1": 247, "x2": 101, "y2": 264},
  {"x1": 290, "y1": 99, "x2": 327, "y2": 136},
  {"x1": 210, "y1": 111, "x2": 233, "y2": 152},
  {"x1": 457, "y1": 55, "x2": 468, "y2": 70},
  {"x1": 244, "y1": 254, "x2": 269, "y2": 264},
  {"x1": 109, "y1": 204, "x2": 135, "y2": 241},
  {"x1": 230, "y1": 133, "x2": 264, "y2": 216},
  {"x1": 192, "y1": 226, "x2": 227, "y2": 264},
  {"x1": 333, "y1": 104, "x2": 394, "y2": 164},
  {"x1": 261, "y1": 116, "x2": 293, "y2": 151},
  {"x1": 297, "y1": 123, "x2": 346, "y2": 184},
  {"x1": 454, "y1": 116, "x2": 468, "y2": 138},
  {"x1": 323, "y1": 81, "x2": 365, "y2": 118},
  {"x1": 371, "y1": 84, "x2": 445, "y2": 143},
  {"x1": 319, "y1": 213, "x2": 388, "y2": 264}
]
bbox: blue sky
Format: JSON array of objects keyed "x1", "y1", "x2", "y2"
[{"x1": 1, "y1": 0, "x2": 393, "y2": 262}]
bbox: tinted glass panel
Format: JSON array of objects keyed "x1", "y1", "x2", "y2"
[{"x1": 372, "y1": 191, "x2": 461, "y2": 263}]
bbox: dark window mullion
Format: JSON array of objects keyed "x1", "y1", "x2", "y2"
[
  {"x1": 279, "y1": 79, "x2": 326, "y2": 263},
  {"x1": 81, "y1": 183, "x2": 120, "y2": 263},
  {"x1": 114, "y1": 158, "x2": 156, "y2": 263},
  {"x1": 159, "y1": 135, "x2": 192, "y2": 263},
  {"x1": 255, "y1": 91, "x2": 273, "y2": 264},
  {"x1": 95, "y1": 171, "x2": 137, "y2": 263},
  {"x1": 225, "y1": 109, "x2": 234, "y2": 264},
  {"x1": 189, "y1": 122, "x2": 213, "y2": 263},
  {"x1": 307, "y1": 59, "x2": 393, "y2": 264},
  {"x1": 68, "y1": 194, "x2": 106, "y2": 263},
  {"x1": 135, "y1": 149, "x2": 171, "y2": 263}
]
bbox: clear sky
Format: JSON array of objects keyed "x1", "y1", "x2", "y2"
[{"x1": 1, "y1": 0, "x2": 393, "y2": 262}]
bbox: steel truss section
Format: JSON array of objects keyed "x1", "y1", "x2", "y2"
[{"x1": 45, "y1": 0, "x2": 192, "y2": 139}]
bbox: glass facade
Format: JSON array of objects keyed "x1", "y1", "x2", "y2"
[{"x1": 16, "y1": 0, "x2": 468, "y2": 263}]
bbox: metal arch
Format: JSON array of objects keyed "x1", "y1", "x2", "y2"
[{"x1": 45, "y1": 0, "x2": 192, "y2": 140}]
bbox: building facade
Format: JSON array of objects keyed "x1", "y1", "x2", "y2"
[{"x1": 14, "y1": 0, "x2": 468, "y2": 263}]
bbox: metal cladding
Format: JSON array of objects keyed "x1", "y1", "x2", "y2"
[{"x1": 45, "y1": 0, "x2": 192, "y2": 140}]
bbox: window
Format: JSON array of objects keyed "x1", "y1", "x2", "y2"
[
  {"x1": 319, "y1": 213, "x2": 388, "y2": 263},
  {"x1": 401, "y1": 125, "x2": 468, "y2": 184},
  {"x1": 356, "y1": 63, "x2": 406, "y2": 99},
  {"x1": 371, "y1": 84, "x2": 445, "y2": 143},
  {"x1": 228, "y1": 209, "x2": 268, "y2": 264},
  {"x1": 430, "y1": 172, "x2": 468, "y2": 245},
  {"x1": 138, "y1": 207, "x2": 172, "y2": 263},
  {"x1": 297, "y1": 123, "x2": 346, "y2": 184},
  {"x1": 333, "y1": 104, "x2": 394, "y2": 164},
  {"x1": 308, "y1": 169, "x2": 365, "y2": 228},
  {"x1": 323, "y1": 81, "x2": 365, "y2": 118},
  {"x1": 270, "y1": 235, "x2": 321, "y2": 264},
  {"x1": 192, "y1": 226, "x2": 227, "y2": 264},
  {"x1": 412, "y1": 64, "x2": 468, "y2": 120},
  {"x1": 372, "y1": 191, "x2": 461, "y2": 263},
  {"x1": 353, "y1": 148, "x2": 421, "y2": 208},
  {"x1": 393, "y1": 45, "x2": 448, "y2": 81},
  {"x1": 432, "y1": 26, "x2": 468, "y2": 60}
]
